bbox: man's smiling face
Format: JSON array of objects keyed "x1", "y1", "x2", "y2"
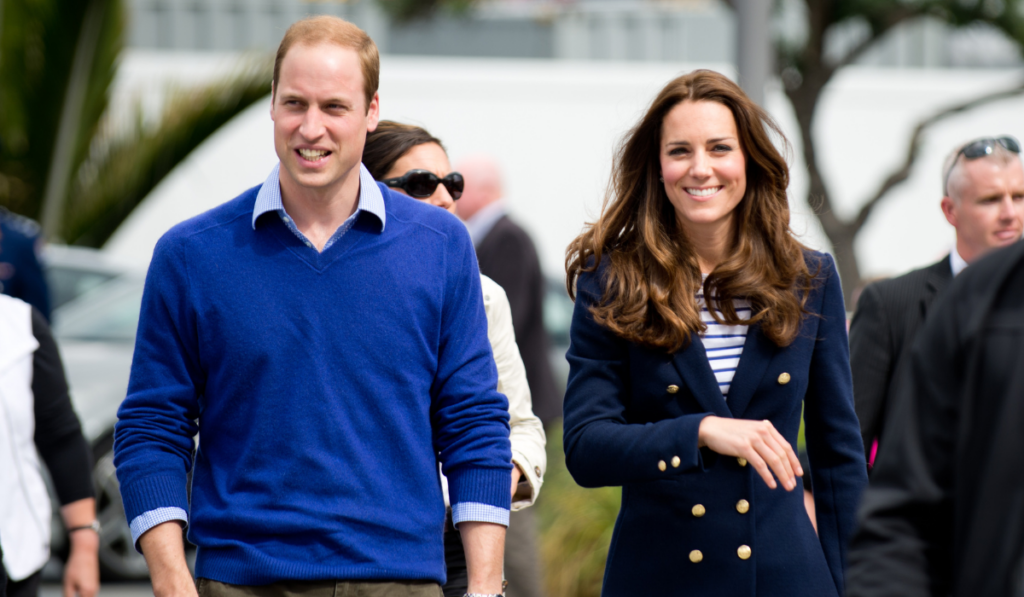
[{"x1": 271, "y1": 42, "x2": 379, "y2": 198}]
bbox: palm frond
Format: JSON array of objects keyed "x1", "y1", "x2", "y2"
[{"x1": 63, "y1": 58, "x2": 272, "y2": 247}]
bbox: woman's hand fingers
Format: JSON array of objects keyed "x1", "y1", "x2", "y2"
[
  {"x1": 769, "y1": 423, "x2": 804, "y2": 477},
  {"x1": 746, "y1": 450, "x2": 779, "y2": 489},
  {"x1": 698, "y1": 416, "x2": 801, "y2": 491},
  {"x1": 753, "y1": 427, "x2": 797, "y2": 491}
]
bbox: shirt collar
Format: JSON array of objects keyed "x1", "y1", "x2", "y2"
[
  {"x1": 464, "y1": 200, "x2": 506, "y2": 246},
  {"x1": 950, "y1": 245, "x2": 969, "y2": 277},
  {"x1": 252, "y1": 162, "x2": 386, "y2": 231}
]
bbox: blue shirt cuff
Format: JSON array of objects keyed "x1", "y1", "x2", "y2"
[
  {"x1": 451, "y1": 502, "x2": 510, "y2": 528},
  {"x1": 130, "y1": 507, "x2": 188, "y2": 552}
]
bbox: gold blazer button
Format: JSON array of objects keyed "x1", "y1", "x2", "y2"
[
  {"x1": 658, "y1": 460, "x2": 667, "y2": 472},
  {"x1": 692, "y1": 504, "x2": 706, "y2": 517},
  {"x1": 737, "y1": 545, "x2": 752, "y2": 560},
  {"x1": 689, "y1": 550, "x2": 703, "y2": 563},
  {"x1": 737, "y1": 457, "x2": 748, "y2": 467},
  {"x1": 778, "y1": 372, "x2": 791, "y2": 385},
  {"x1": 671, "y1": 456, "x2": 681, "y2": 468},
  {"x1": 736, "y1": 499, "x2": 750, "y2": 514},
  {"x1": 667, "y1": 384, "x2": 680, "y2": 394}
]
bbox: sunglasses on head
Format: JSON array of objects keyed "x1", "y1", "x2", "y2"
[
  {"x1": 944, "y1": 135, "x2": 1021, "y2": 194},
  {"x1": 382, "y1": 170, "x2": 464, "y2": 200}
]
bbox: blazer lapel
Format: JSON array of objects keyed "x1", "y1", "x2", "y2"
[
  {"x1": 671, "y1": 337, "x2": 733, "y2": 418},
  {"x1": 722, "y1": 323, "x2": 779, "y2": 419},
  {"x1": 922, "y1": 255, "x2": 954, "y2": 316}
]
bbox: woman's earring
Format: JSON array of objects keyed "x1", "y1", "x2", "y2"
[{"x1": 659, "y1": 175, "x2": 664, "y2": 182}]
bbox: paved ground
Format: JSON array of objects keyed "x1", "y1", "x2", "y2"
[{"x1": 41, "y1": 583, "x2": 153, "y2": 597}]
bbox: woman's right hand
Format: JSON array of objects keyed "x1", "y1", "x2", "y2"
[{"x1": 697, "y1": 416, "x2": 803, "y2": 491}]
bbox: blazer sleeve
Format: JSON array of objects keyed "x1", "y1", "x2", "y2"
[
  {"x1": 846, "y1": 288, "x2": 963, "y2": 597},
  {"x1": 803, "y1": 254, "x2": 869, "y2": 595},
  {"x1": 562, "y1": 266, "x2": 712, "y2": 488},
  {"x1": 482, "y1": 276, "x2": 546, "y2": 510},
  {"x1": 31, "y1": 307, "x2": 94, "y2": 505},
  {"x1": 848, "y1": 282, "x2": 893, "y2": 463}
]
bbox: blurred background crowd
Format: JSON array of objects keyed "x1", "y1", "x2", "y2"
[{"x1": 2, "y1": 0, "x2": 1024, "y2": 595}]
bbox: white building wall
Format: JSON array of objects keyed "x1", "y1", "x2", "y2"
[{"x1": 101, "y1": 52, "x2": 1024, "y2": 283}]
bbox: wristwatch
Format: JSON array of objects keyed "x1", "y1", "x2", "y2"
[{"x1": 67, "y1": 520, "x2": 101, "y2": 534}]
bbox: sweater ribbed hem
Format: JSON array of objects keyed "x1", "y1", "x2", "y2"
[
  {"x1": 194, "y1": 546, "x2": 446, "y2": 585},
  {"x1": 120, "y1": 473, "x2": 189, "y2": 523},
  {"x1": 446, "y1": 466, "x2": 512, "y2": 510}
]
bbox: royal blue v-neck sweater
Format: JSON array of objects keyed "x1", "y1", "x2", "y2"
[{"x1": 113, "y1": 184, "x2": 512, "y2": 585}]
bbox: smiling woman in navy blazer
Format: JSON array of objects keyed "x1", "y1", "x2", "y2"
[{"x1": 563, "y1": 70, "x2": 867, "y2": 597}]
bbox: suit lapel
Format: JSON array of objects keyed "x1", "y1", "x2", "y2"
[
  {"x1": 671, "y1": 337, "x2": 733, "y2": 418},
  {"x1": 922, "y1": 255, "x2": 954, "y2": 317},
  {"x1": 721, "y1": 323, "x2": 778, "y2": 419}
]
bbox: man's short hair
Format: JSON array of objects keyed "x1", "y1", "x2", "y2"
[
  {"x1": 942, "y1": 138, "x2": 1020, "y2": 200},
  {"x1": 273, "y1": 15, "x2": 380, "y2": 111}
]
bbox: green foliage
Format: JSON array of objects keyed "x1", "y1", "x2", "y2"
[
  {"x1": 64, "y1": 61, "x2": 272, "y2": 247},
  {"x1": 536, "y1": 422, "x2": 620, "y2": 597},
  {"x1": 375, "y1": 0, "x2": 476, "y2": 22},
  {"x1": 0, "y1": 0, "x2": 274, "y2": 246},
  {"x1": 0, "y1": 0, "x2": 118, "y2": 219}
]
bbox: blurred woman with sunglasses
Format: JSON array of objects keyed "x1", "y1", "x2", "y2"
[
  {"x1": 562, "y1": 70, "x2": 866, "y2": 596},
  {"x1": 363, "y1": 121, "x2": 546, "y2": 597}
]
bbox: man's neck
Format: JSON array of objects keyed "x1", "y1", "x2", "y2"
[{"x1": 279, "y1": 167, "x2": 361, "y2": 252}]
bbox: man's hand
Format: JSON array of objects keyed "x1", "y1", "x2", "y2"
[
  {"x1": 60, "y1": 498, "x2": 99, "y2": 597},
  {"x1": 139, "y1": 522, "x2": 197, "y2": 597},
  {"x1": 510, "y1": 464, "x2": 522, "y2": 497},
  {"x1": 460, "y1": 521, "x2": 506, "y2": 594}
]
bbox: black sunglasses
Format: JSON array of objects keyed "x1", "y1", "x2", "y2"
[
  {"x1": 381, "y1": 170, "x2": 464, "y2": 200},
  {"x1": 944, "y1": 135, "x2": 1021, "y2": 194}
]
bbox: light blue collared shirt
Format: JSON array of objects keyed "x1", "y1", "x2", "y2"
[
  {"x1": 129, "y1": 163, "x2": 508, "y2": 549},
  {"x1": 252, "y1": 162, "x2": 387, "y2": 249}
]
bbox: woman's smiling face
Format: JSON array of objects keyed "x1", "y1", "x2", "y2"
[{"x1": 659, "y1": 100, "x2": 747, "y2": 236}]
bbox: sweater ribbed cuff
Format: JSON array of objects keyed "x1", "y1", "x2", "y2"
[
  {"x1": 119, "y1": 473, "x2": 190, "y2": 523},
  {"x1": 446, "y1": 466, "x2": 512, "y2": 510}
]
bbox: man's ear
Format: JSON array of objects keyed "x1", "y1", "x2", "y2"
[
  {"x1": 366, "y1": 92, "x2": 380, "y2": 132},
  {"x1": 270, "y1": 81, "x2": 276, "y2": 120},
  {"x1": 940, "y1": 196, "x2": 958, "y2": 228}
]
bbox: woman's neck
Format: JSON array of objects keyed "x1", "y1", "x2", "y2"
[{"x1": 680, "y1": 217, "x2": 734, "y2": 274}]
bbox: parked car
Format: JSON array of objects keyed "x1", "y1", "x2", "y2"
[{"x1": 43, "y1": 245, "x2": 128, "y2": 311}]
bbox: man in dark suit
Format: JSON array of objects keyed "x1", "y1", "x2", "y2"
[
  {"x1": 0, "y1": 208, "x2": 51, "y2": 320},
  {"x1": 849, "y1": 136, "x2": 1024, "y2": 466},
  {"x1": 847, "y1": 239, "x2": 1024, "y2": 597},
  {"x1": 455, "y1": 156, "x2": 560, "y2": 427},
  {"x1": 455, "y1": 155, "x2": 555, "y2": 597}
]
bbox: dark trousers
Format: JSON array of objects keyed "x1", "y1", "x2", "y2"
[
  {"x1": 197, "y1": 578, "x2": 442, "y2": 597},
  {"x1": 6, "y1": 571, "x2": 41, "y2": 597},
  {"x1": 442, "y1": 530, "x2": 468, "y2": 597}
]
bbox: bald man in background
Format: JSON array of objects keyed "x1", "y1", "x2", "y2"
[
  {"x1": 455, "y1": 156, "x2": 556, "y2": 597},
  {"x1": 849, "y1": 135, "x2": 1024, "y2": 469}
]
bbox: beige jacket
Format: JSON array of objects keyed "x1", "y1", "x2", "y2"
[{"x1": 480, "y1": 275, "x2": 546, "y2": 509}]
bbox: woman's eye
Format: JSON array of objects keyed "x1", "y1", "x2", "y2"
[
  {"x1": 712, "y1": 144, "x2": 733, "y2": 152},
  {"x1": 669, "y1": 147, "x2": 690, "y2": 156}
]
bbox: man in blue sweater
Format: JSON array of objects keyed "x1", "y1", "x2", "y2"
[{"x1": 113, "y1": 16, "x2": 512, "y2": 597}]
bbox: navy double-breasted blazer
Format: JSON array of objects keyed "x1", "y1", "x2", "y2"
[{"x1": 563, "y1": 252, "x2": 867, "y2": 597}]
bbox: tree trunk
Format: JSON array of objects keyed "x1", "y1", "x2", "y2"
[{"x1": 785, "y1": 74, "x2": 862, "y2": 306}]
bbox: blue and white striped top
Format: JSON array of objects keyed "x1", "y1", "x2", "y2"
[{"x1": 696, "y1": 279, "x2": 750, "y2": 398}]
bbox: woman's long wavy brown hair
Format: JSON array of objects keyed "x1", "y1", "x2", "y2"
[{"x1": 566, "y1": 70, "x2": 814, "y2": 352}]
